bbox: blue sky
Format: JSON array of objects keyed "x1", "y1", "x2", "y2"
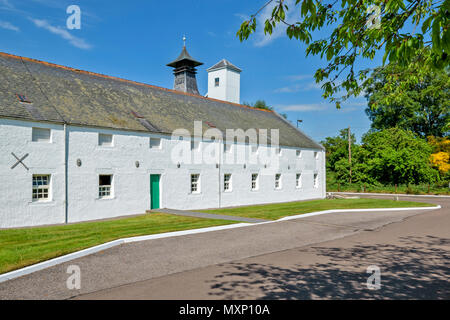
[{"x1": 0, "y1": 0, "x2": 383, "y2": 142}]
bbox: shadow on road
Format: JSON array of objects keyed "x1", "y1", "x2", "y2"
[{"x1": 207, "y1": 235, "x2": 450, "y2": 299}]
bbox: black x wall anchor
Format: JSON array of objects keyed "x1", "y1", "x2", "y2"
[{"x1": 11, "y1": 152, "x2": 29, "y2": 171}]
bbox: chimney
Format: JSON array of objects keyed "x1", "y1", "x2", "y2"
[{"x1": 167, "y1": 37, "x2": 203, "y2": 95}]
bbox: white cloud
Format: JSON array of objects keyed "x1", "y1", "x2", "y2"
[
  {"x1": 0, "y1": 20, "x2": 19, "y2": 31},
  {"x1": 234, "y1": 13, "x2": 250, "y2": 21},
  {"x1": 30, "y1": 18, "x2": 92, "y2": 50},
  {"x1": 0, "y1": 0, "x2": 13, "y2": 8},
  {"x1": 277, "y1": 100, "x2": 364, "y2": 113},
  {"x1": 278, "y1": 104, "x2": 329, "y2": 112},
  {"x1": 253, "y1": 0, "x2": 296, "y2": 47},
  {"x1": 275, "y1": 81, "x2": 323, "y2": 93},
  {"x1": 285, "y1": 74, "x2": 312, "y2": 81}
]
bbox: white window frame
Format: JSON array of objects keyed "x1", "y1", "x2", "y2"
[
  {"x1": 251, "y1": 173, "x2": 259, "y2": 191},
  {"x1": 224, "y1": 174, "x2": 232, "y2": 192},
  {"x1": 99, "y1": 174, "x2": 113, "y2": 199},
  {"x1": 32, "y1": 174, "x2": 51, "y2": 202},
  {"x1": 313, "y1": 173, "x2": 320, "y2": 189},
  {"x1": 215, "y1": 77, "x2": 220, "y2": 87},
  {"x1": 150, "y1": 137, "x2": 162, "y2": 149},
  {"x1": 191, "y1": 140, "x2": 200, "y2": 152},
  {"x1": 98, "y1": 133, "x2": 113, "y2": 147},
  {"x1": 191, "y1": 174, "x2": 201, "y2": 194},
  {"x1": 296, "y1": 173, "x2": 302, "y2": 189},
  {"x1": 32, "y1": 127, "x2": 51, "y2": 143},
  {"x1": 275, "y1": 174, "x2": 282, "y2": 190},
  {"x1": 314, "y1": 151, "x2": 319, "y2": 160},
  {"x1": 314, "y1": 173, "x2": 319, "y2": 188},
  {"x1": 224, "y1": 143, "x2": 232, "y2": 153}
]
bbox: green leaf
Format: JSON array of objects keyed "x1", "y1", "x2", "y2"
[{"x1": 421, "y1": 16, "x2": 433, "y2": 34}]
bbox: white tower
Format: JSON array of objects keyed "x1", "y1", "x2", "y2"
[{"x1": 206, "y1": 59, "x2": 242, "y2": 104}]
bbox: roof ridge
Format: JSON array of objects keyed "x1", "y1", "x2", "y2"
[{"x1": 0, "y1": 51, "x2": 267, "y2": 113}]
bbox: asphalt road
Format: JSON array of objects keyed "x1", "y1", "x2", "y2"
[{"x1": 0, "y1": 195, "x2": 448, "y2": 300}]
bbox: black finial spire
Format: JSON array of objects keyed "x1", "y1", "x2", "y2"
[{"x1": 167, "y1": 38, "x2": 203, "y2": 95}]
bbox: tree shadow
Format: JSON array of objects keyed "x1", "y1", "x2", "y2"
[{"x1": 206, "y1": 236, "x2": 450, "y2": 299}]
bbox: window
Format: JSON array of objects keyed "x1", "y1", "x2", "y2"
[
  {"x1": 99, "y1": 175, "x2": 113, "y2": 199},
  {"x1": 32, "y1": 127, "x2": 51, "y2": 142},
  {"x1": 251, "y1": 145, "x2": 259, "y2": 154},
  {"x1": 314, "y1": 151, "x2": 319, "y2": 160},
  {"x1": 277, "y1": 147, "x2": 282, "y2": 156},
  {"x1": 32, "y1": 175, "x2": 50, "y2": 201},
  {"x1": 224, "y1": 174, "x2": 232, "y2": 192},
  {"x1": 191, "y1": 140, "x2": 200, "y2": 151},
  {"x1": 224, "y1": 143, "x2": 232, "y2": 153},
  {"x1": 215, "y1": 77, "x2": 220, "y2": 87},
  {"x1": 275, "y1": 174, "x2": 282, "y2": 190},
  {"x1": 296, "y1": 150, "x2": 302, "y2": 158},
  {"x1": 314, "y1": 173, "x2": 319, "y2": 188},
  {"x1": 251, "y1": 173, "x2": 259, "y2": 191},
  {"x1": 150, "y1": 137, "x2": 162, "y2": 149},
  {"x1": 191, "y1": 174, "x2": 200, "y2": 193},
  {"x1": 296, "y1": 173, "x2": 302, "y2": 188},
  {"x1": 16, "y1": 94, "x2": 31, "y2": 103},
  {"x1": 98, "y1": 133, "x2": 113, "y2": 147}
]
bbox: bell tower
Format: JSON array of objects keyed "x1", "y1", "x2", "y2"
[{"x1": 167, "y1": 36, "x2": 203, "y2": 95}]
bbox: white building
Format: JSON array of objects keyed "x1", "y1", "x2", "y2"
[
  {"x1": 0, "y1": 48, "x2": 325, "y2": 229},
  {"x1": 206, "y1": 59, "x2": 241, "y2": 104}
]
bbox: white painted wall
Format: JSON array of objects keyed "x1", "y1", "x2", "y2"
[
  {"x1": 207, "y1": 68, "x2": 241, "y2": 104},
  {"x1": 0, "y1": 119, "x2": 66, "y2": 228},
  {"x1": 0, "y1": 118, "x2": 325, "y2": 228}
]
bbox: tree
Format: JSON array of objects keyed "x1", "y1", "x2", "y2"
[
  {"x1": 243, "y1": 99, "x2": 274, "y2": 111},
  {"x1": 365, "y1": 65, "x2": 450, "y2": 137},
  {"x1": 321, "y1": 129, "x2": 371, "y2": 183},
  {"x1": 428, "y1": 136, "x2": 450, "y2": 175},
  {"x1": 321, "y1": 128, "x2": 356, "y2": 170},
  {"x1": 237, "y1": 0, "x2": 449, "y2": 107},
  {"x1": 243, "y1": 100, "x2": 288, "y2": 118},
  {"x1": 361, "y1": 127, "x2": 439, "y2": 184}
]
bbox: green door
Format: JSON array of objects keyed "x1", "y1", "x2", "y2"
[{"x1": 150, "y1": 175, "x2": 160, "y2": 209}]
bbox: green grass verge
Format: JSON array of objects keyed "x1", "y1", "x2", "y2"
[
  {"x1": 0, "y1": 213, "x2": 237, "y2": 275},
  {"x1": 200, "y1": 198, "x2": 434, "y2": 221}
]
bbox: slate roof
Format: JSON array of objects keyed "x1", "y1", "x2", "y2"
[
  {"x1": 207, "y1": 59, "x2": 242, "y2": 73},
  {"x1": 167, "y1": 46, "x2": 203, "y2": 68},
  {"x1": 0, "y1": 52, "x2": 323, "y2": 149}
]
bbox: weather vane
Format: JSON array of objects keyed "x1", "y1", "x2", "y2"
[{"x1": 183, "y1": 35, "x2": 186, "y2": 47}]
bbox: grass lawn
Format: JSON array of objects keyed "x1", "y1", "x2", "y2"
[
  {"x1": 200, "y1": 198, "x2": 435, "y2": 221},
  {"x1": 0, "y1": 213, "x2": 237, "y2": 275}
]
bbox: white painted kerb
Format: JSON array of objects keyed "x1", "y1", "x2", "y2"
[{"x1": 0, "y1": 206, "x2": 440, "y2": 283}]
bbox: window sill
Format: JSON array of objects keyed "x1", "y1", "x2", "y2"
[
  {"x1": 190, "y1": 192, "x2": 202, "y2": 196},
  {"x1": 29, "y1": 200, "x2": 55, "y2": 206},
  {"x1": 97, "y1": 197, "x2": 116, "y2": 201}
]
